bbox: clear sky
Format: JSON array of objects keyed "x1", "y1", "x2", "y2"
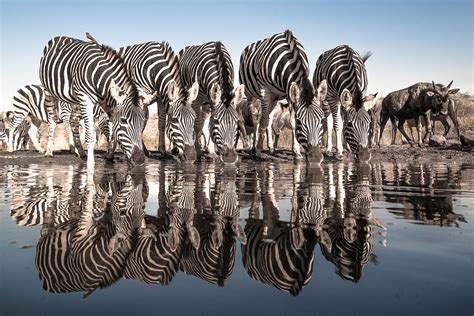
[{"x1": 1, "y1": 0, "x2": 472, "y2": 111}]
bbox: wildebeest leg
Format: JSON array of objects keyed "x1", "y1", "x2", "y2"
[
  {"x1": 378, "y1": 112, "x2": 390, "y2": 147},
  {"x1": 440, "y1": 117, "x2": 450, "y2": 138},
  {"x1": 449, "y1": 106, "x2": 460, "y2": 139},
  {"x1": 397, "y1": 119, "x2": 414, "y2": 147},
  {"x1": 422, "y1": 113, "x2": 431, "y2": 145},
  {"x1": 390, "y1": 116, "x2": 398, "y2": 145}
]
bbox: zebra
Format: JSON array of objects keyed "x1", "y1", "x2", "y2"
[
  {"x1": 178, "y1": 41, "x2": 245, "y2": 163},
  {"x1": 6, "y1": 84, "x2": 110, "y2": 155},
  {"x1": 6, "y1": 84, "x2": 85, "y2": 155},
  {"x1": 239, "y1": 30, "x2": 327, "y2": 162},
  {"x1": 1, "y1": 113, "x2": 31, "y2": 150},
  {"x1": 39, "y1": 34, "x2": 145, "y2": 171},
  {"x1": 313, "y1": 45, "x2": 378, "y2": 162},
  {"x1": 113, "y1": 40, "x2": 199, "y2": 161}
]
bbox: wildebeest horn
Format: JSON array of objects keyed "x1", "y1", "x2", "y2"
[
  {"x1": 446, "y1": 80, "x2": 453, "y2": 90},
  {"x1": 432, "y1": 81, "x2": 440, "y2": 94}
]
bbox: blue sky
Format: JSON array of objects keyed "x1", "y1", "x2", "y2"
[{"x1": 1, "y1": 0, "x2": 472, "y2": 111}]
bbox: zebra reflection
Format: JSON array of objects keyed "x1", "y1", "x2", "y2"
[
  {"x1": 35, "y1": 172, "x2": 147, "y2": 297},
  {"x1": 180, "y1": 165, "x2": 245, "y2": 286},
  {"x1": 124, "y1": 167, "x2": 200, "y2": 285},
  {"x1": 241, "y1": 164, "x2": 316, "y2": 296},
  {"x1": 320, "y1": 163, "x2": 385, "y2": 283}
]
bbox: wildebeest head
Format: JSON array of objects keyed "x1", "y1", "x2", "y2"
[
  {"x1": 426, "y1": 81, "x2": 459, "y2": 115},
  {"x1": 340, "y1": 88, "x2": 378, "y2": 162}
]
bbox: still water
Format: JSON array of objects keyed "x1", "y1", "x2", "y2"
[{"x1": 0, "y1": 159, "x2": 473, "y2": 315}]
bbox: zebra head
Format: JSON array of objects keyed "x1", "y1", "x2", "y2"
[
  {"x1": 109, "y1": 80, "x2": 146, "y2": 167},
  {"x1": 289, "y1": 79, "x2": 327, "y2": 164},
  {"x1": 166, "y1": 80, "x2": 199, "y2": 162},
  {"x1": 340, "y1": 88, "x2": 378, "y2": 162},
  {"x1": 209, "y1": 83, "x2": 245, "y2": 164},
  {"x1": 426, "y1": 80, "x2": 459, "y2": 115}
]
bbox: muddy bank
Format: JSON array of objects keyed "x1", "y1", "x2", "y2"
[{"x1": 0, "y1": 144, "x2": 472, "y2": 167}]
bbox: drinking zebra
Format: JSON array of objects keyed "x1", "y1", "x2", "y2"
[
  {"x1": 39, "y1": 34, "x2": 145, "y2": 171},
  {"x1": 113, "y1": 40, "x2": 199, "y2": 160},
  {"x1": 239, "y1": 30, "x2": 327, "y2": 162},
  {"x1": 313, "y1": 45, "x2": 378, "y2": 162},
  {"x1": 178, "y1": 41, "x2": 244, "y2": 163}
]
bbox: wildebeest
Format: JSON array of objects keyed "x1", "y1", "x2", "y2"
[
  {"x1": 404, "y1": 98, "x2": 460, "y2": 141},
  {"x1": 378, "y1": 81, "x2": 459, "y2": 147}
]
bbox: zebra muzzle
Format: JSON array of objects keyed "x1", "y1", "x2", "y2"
[
  {"x1": 182, "y1": 144, "x2": 197, "y2": 162},
  {"x1": 305, "y1": 145, "x2": 324, "y2": 164},
  {"x1": 219, "y1": 145, "x2": 238, "y2": 164},
  {"x1": 130, "y1": 145, "x2": 146, "y2": 166},
  {"x1": 355, "y1": 145, "x2": 371, "y2": 163}
]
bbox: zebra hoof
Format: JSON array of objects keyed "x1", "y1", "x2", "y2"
[
  {"x1": 336, "y1": 153, "x2": 344, "y2": 160},
  {"x1": 44, "y1": 153, "x2": 53, "y2": 158}
]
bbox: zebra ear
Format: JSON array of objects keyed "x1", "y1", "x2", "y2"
[
  {"x1": 167, "y1": 80, "x2": 180, "y2": 102},
  {"x1": 110, "y1": 79, "x2": 126, "y2": 103},
  {"x1": 232, "y1": 221, "x2": 247, "y2": 245},
  {"x1": 188, "y1": 81, "x2": 199, "y2": 103},
  {"x1": 316, "y1": 80, "x2": 328, "y2": 103},
  {"x1": 187, "y1": 225, "x2": 201, "y2": 249},
  {"x1": 289, "y1": 82, "x2": 301, "y2": 103},
  {"x1": 232, "y1": 84, "x2": 245, "y2": 108},
  {"x1": 168, "y1": 227, "x2": 180, "y2": 252},
  {"x1": 319, "y1": 230, "x2": 332, "y2": 253},
  {"x1": 340, "y1": 89, "x2": 352, "y2": 108},
  {"x1": 210, "y1": 82, "x2": 222, "y2": 105}
]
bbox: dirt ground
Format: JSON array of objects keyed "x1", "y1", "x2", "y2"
[{"x1": 0, "y1": 143, "x2": 472, "y2": 167}]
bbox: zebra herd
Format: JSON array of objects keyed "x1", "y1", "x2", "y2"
[
  {"x1": 2, "y1": 30, "x2": 383, "y2": 168},
  {"x1": 3, "y1": 30, "x2": 460, "y2": 168}
]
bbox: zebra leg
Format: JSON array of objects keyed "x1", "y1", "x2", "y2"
[
  {"x1": 266, "y1": 101, "x2": 278, "y2": 154},
  {"x1": 142, "y1": 105, "x2": 150, "y2": 157},
  {"x1": 157, "y1": 100, "x2": 167, "y2": 155},
  {"x1": 44, "y1": 91, "x2": 58, "y2": 157},
  {"x1": 28, "y1": 123, "x2": 44, "y2": 153},
  {"x1": 325, "y1": 113, "x2": 334, "y2": 156},
  {"x1": 66, "y1": 105, "x2": 86, "y2": 158},
  {"x1": 80, "y1": 97, "x2": 97, "y2": 172},
  {"x1": 290, "y1": 108, "x2": 303, "y2": 159},
  {"x1": 334, "y1": 106, "x2": 344, "y2": 159}
]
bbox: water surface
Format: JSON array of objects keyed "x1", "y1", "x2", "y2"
[{"x1": 0, "y1": 159, "x2": 473, "y2": 315}]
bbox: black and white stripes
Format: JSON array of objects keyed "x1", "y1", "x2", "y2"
[
  {"x1": 313, "y1": 45, "x2": 377, "y2": 161},
  {"x1": 239, "y1": 30, "x2": 327, "y2": 162}
]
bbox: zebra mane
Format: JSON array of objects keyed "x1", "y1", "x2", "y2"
[
  {"x1": 215, "y1": 41, "x2": 234, "y2": 107},
  {"x1": 360, "y1": 51, "x2": 372, "y2": 63},
  {"x1": 88, "y1": 38, "x2": 140, "y2": 106},
  {"x1": 299, "y1": 77, "x2": 315, "y2": 105},
  {"x1": 163, "y1": 41, "x2": 190, "y2": 102},
  {"x1": 352, "y1": 87, "x2": 364, "y2": 110}
]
